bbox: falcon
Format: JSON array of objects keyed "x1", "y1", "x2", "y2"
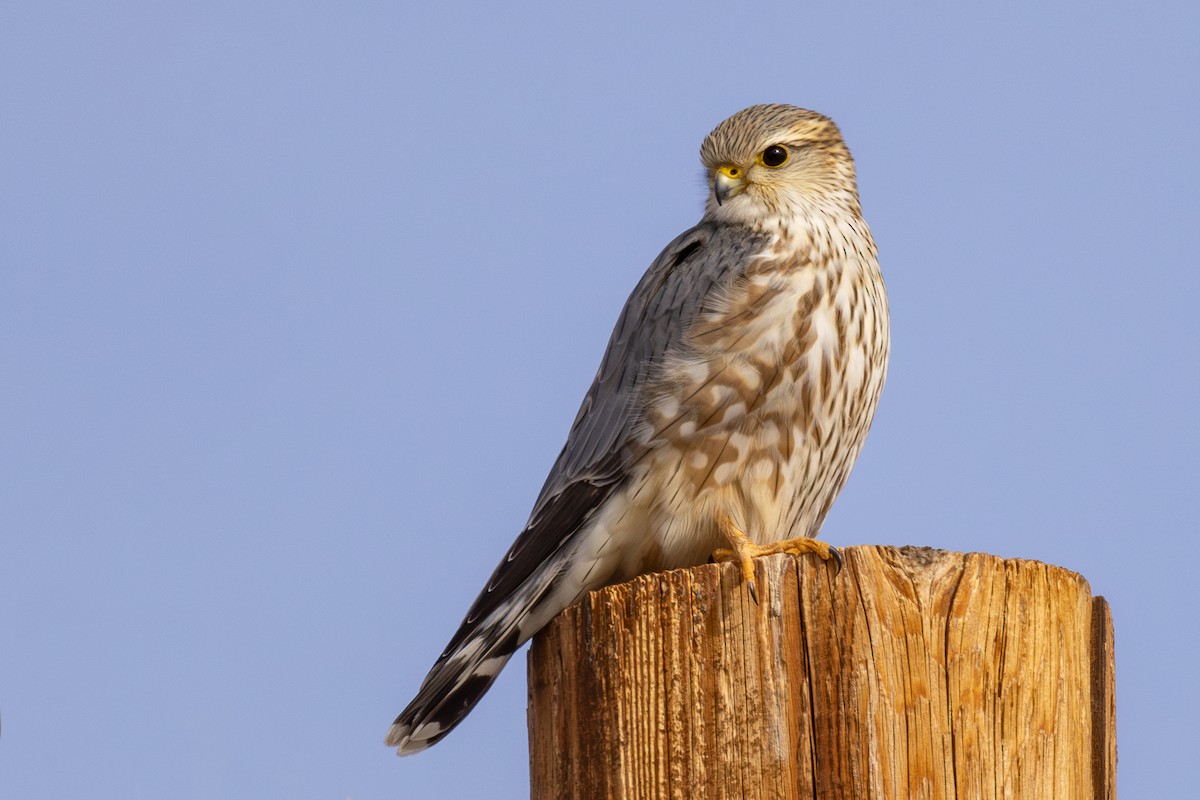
[{"x1": 387, "y1": 104, "x2": 889, "y2": 754}]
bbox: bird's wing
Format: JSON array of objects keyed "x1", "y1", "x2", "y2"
[
  {"x1": 443, "y1": 220, "x2": 769, "y2": 649},
  {"x1": 389, "y1": 221, "x2": 769, "y2": 753}
]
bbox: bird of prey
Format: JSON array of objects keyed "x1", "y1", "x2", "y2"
[{"x1": 387, "y1": 104, "x2": 889, "y2": 755}]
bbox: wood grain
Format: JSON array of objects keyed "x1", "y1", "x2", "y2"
[{"x1": 527, "y1": 546, "x2": 1115, "y2": 800}]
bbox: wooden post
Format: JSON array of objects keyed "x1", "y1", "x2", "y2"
[{"x1": 527, "y1": 546, "x2": 1115, "y2": 800}]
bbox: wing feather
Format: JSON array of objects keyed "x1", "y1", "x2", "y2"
[
  {"x1": 391, "y1": 221, "x2": 768, "y2": 753},
  {"x1": 446, "y1": 222, "x2": 768, "y2": 654}
]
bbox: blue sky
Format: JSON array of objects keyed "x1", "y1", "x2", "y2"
[{"x1": 2, "y1": 2, "x2": 1196, "y2": 797}]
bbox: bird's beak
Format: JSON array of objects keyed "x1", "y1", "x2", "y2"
[{"x1": 713, "y1": 165, "x2": 746, "y2": 206}]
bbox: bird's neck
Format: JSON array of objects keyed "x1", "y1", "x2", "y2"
[
  {"x1": 763, "y1": 195, "x2": 876, "y2": 266},
  {"x1": 707, "y1": 191, "x2": 866, "y2": 250}
]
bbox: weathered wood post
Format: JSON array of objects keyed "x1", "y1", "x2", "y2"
[{"x1": 528, "y1": 546, "x2": 1115, "y2": 800}]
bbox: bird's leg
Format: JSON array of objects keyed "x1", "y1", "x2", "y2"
[
  {"x1": 712, "y1": 512, "x2": 842, "y2": 603},
  {"x1": 712, "y1": 513, "x2": 761, "y2": 600}
]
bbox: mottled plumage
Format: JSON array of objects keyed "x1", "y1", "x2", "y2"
[{"x1": 387, "y1": 104, "x2": 889, "y2": 755}]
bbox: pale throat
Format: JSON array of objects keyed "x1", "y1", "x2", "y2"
[{"x1": 706, "y1": 183, "x2": 862, "y2": 238}]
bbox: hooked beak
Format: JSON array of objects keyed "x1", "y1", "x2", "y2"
[{"x1": 713, "y1": 164, "x2": 746, "y2": 206}]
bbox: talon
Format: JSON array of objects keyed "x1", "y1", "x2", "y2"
[
  {"x1": 710, "y1": 512, "x2": 836, "y2": 597},
  {"x1": 711, "y1": 513, "x2": 759, "y2": 597}
]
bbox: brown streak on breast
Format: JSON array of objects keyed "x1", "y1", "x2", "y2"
[
  {"x1": 780, "y1": 414, "x2": 795, "y2": 463},
  {"x1": 784, "y1": 286, "x2": 821, "y2": 378},
  {"x1": 797, "y1": 381, "x2": 816, "y2": 435},
  {"x1": 824, "y1": 267, "x2": 838, "y2": 298},
  {"x1": 835, "y1": 306, "x2": 848, "y2": 357},
  {"x1": 743, "y1": 355, "x2": 785, "y2": 415}
]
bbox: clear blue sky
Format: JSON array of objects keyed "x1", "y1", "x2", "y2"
[{"x1": 2, "y1": 2, "x2": 1196, "y2": 797}]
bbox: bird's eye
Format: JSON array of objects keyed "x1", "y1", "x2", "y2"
[{"x1": 760, "y1": 145, "x2": 789, "y2": 168}]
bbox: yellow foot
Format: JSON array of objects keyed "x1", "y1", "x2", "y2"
[{"x1": 711, "y1": 513, "x2": 842, "y2": 603}]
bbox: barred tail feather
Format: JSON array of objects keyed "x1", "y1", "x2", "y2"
[
  {"x1": 387, "y1": 518, "x2": 616, "y2": 754},
  {"x1": 385, "y1": 648, "x2": 516, "y2": 755},
  {"x1": 386, "y1": 552, "x2": 571, "y2": 755}
]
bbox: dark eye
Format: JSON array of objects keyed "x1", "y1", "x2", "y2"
[{"x1": 760, "y1": 144, "x2": 789, "y2": 168}]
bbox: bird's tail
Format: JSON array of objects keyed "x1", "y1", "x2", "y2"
[
  {"x1": 387, "y1": 502, "x2": 617, "y2": 754},
  {"x1": 385, "y1": 638, "x2": 518, "y2": 755},
  {"x1": 386, "y1": 566, "x2": 564, "y2": 755}
]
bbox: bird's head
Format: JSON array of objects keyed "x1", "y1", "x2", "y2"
[{"x1": 700, "y1": 104, "x2": 862, "y2": 230}]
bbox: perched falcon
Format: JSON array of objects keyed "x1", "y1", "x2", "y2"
[{"x1": 387, "y1": 104, "x2": 889, "y2": 755}]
